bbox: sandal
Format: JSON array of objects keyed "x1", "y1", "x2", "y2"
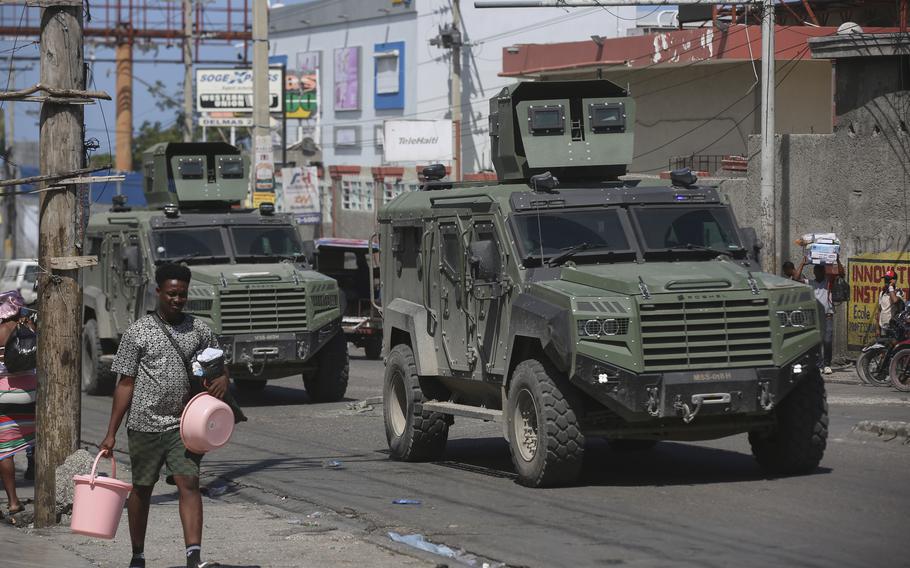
[{"x1": 7, "y1": 505, "x2": 24, "y2": 515}]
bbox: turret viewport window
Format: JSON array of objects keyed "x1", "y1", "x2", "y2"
[
  {"x1": 528, "y1": 104, "x2": 565, "y2": 136},
  {"x1": 589, "y1": 102, "x2": 626, "y2": 133},
  {"x1": 178, "y1": 159, "x2": 204, "y2": 179},
  {"x1": 219, "y1": 158, "x2": 244, "y2": 179}
]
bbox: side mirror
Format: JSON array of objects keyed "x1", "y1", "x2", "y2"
[
  {"x1": 468, "y1": 241, "x2": 499, "y2": 282},
  {"x1": 124, "y1": 245, "x2": 142, "y2": 273}
]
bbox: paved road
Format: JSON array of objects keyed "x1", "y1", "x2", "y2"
[{"x1": 80, "y1": 353, "x2": 910, "y2": 568}]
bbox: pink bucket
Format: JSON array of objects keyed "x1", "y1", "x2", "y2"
[
  {"x1": 180, "y1": 392, "x2": 234, "y2": 454},
  {"x1": 71, "y1": 452, "x2": 132, "y2": 539}
]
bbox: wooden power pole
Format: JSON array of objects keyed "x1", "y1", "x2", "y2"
[{"x1": 35, "y1": 0, "x2": 86, "y2": 527}]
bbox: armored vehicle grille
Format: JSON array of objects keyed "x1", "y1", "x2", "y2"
[
  {"x1": 639, "y1": 298, "x2": 772, "y2": 372},
  {"x1": 219, "y1": 288, "x2": 307, "y2": 333}
]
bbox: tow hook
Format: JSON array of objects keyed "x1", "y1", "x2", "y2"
[
  {"x1": 759, "y1": 381, "x2": 775, "y2": 411},
  {"x1": 673, "y1": 395, "x2": 703, "y2": 424},
  {"x1": 646, "y1": 387, "x2": 660, "y2": 417}
]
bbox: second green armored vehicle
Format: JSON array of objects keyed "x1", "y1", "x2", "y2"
[
  {"x1": 82, "y1": 142, "x2": 348, "y2": 400},
  {"x1": 378, "y1": 81, "x2": 827, "y2": 487}
]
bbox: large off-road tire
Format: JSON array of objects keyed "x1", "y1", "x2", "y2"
[
  {"x1": 363, "y1": 335, "x2": 382, "y2": 360},
  {"x1": 506, "y1": 358, "x2": 585, "y2": 488},
  {"x1": 303, "y1": 331, "x2": 349, "y2": 402},
  {"x1": 383, "y1": 344, "x2": 449, "y2": 461},
  {"x1": 81, "y1": 319, "x2": 113, "y2": 395},
  {"x1": 855, "y1": 347, "x2": 890, "y2": 386},
  {"x1": 749, "y1": 369, "x2": 828, "y2": 474},
  {"x1": 234, "y1": 378, "x2": 267, "y2": 392},
  {"x1": 609, "y1": 439, "x2": 658, "y2": 452},
  {"x1": 887, "y1": 348, "x2": 910, "y2": 392}
]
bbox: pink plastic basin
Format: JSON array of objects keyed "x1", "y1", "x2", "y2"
[
  {"x1": 71, "y1": 452, "x2": 132, "y2": 539},
  {"x1": 180, "y1": 392, "x2": 234, "y2": 454}
]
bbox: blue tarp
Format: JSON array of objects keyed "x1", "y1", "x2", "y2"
[{"x1": 16, "y1": 166, "x2": 148, "y2": 206}]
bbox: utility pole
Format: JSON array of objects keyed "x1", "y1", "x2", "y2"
[
  {"x1": 758, "y1": 0, "x2": 777, "y2": 272},
  {"x1": 252, "y1": 0, "x2": 274, "y2": 200},
  {"x1": 35, "y1": 0, "x2": 85, "y2": 527},
  {"x1": 430, "y1": 2, "x2": 463, "y2": 180},
  {"x1": 452, "y1": 0, "x2": 462, "y2": 181},
  {"x1": 115, "y1": 25, "x2": 133, "y2": 171},
  {"x1": 1, "y1": 67, "x2": 22, "y2": 259},
  {"x1": 183, "y1": 0, "x2": 195, "y2": 142}
]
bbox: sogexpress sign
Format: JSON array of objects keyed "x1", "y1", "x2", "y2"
[
  {"x1": 196, "y1": 68, "x2": 283, "y2": 113},
  {"x1": 383, "y1": 120, "x2": 453, "y2": 163}
]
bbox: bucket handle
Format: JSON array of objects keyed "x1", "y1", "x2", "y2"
[{"x1": 89, "y1": 451, "x2": 117, "y2": 488}]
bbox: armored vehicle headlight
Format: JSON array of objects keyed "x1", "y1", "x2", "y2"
[
  {"x1": 578, "y1": 318, "x2": 630, "y2": 338},
  {"x1": 776, "y1": 309, "x2": 815, "y2": 328},
  {"x1": 583, "y1": 319, "x2": 603, "y2": 337}
]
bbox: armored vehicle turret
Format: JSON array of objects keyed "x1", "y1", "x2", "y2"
[
  {"x1": 377, "y1": 80, "x2": 826, "y2": 487},
  {"x1": 83, "y1": 142, "x2": 348, "y2": 400}
]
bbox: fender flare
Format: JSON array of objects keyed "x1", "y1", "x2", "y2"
[
  {"x1": 83, "y1": 285, "x2": 115, "y2": 340},
  {"x1": 505, "y1": 293, "x2": 573, "y2": 376},
  {"x1": 383, "y1": 297, "x2": 440, "y2": 376}
]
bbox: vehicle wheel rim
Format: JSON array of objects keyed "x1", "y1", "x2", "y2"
[
  {"x1": 513, "y1": 388, "x2": 539, "y2": 462},
  {"x1": 389, "y1": 370, "x2": 407, "y2": 437},
  {"x1": 869, "y1": 352, "x2": 889, "y2": 384},
  {"x1": 896, "y1": 354, "x2": 910, "y2": 386}
]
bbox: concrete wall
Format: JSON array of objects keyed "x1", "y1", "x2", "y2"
[
  {"x1": 718, "y1": 91, "x2": 910, "y2": 359},
  {"x1": 600, "y1": 59, "x2": 833, "y2": 173}
]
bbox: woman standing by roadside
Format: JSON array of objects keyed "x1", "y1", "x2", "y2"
[{"x1": 0, "y1": 290, "x2": 36, "y2": 517}]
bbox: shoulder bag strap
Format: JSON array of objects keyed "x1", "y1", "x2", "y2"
[{"x1": 152, "y1": 313, "x2": 193, "y2": 378}]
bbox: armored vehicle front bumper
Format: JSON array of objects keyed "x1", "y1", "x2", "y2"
[
  {"x1": 572, "y1": 346, "x2": 819, "y2": 424},
  {"x1": 219, "y1": 318, "x2": 341, "y2": 367}
]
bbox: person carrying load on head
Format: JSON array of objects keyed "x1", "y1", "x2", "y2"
[{"x1": 0, "y1": 290, "x2": 36, "y2": 519}]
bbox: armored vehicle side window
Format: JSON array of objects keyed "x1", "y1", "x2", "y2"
[
  {"x1": 231, "y1": 227, "x2": 303, "y2": 258},
  {"x1": 153, "y1": 228, "x2": 226, "y2": 261},
  {"x1": 632, "y1": 207, "x2": 741, "y2": 251},
  {"x1": 392, "y1": 227, "x2": 419, "y2": 269},
  {"x1": 512, "y1": 210, "x2": 630, "y2": 261},
  {"x1": 439, "y1": 224, "x2": 461, "y2": 281},
  {"x1": 87, "y1": 236, "x2": 102, "y2": 256},
  {"x1": 473, "y1": 223, "x2": 502, "y2": 281}
]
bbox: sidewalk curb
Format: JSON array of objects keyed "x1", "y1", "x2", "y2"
[{"x1": 853, "y1": 420, "x2": 910, "y2": 444}]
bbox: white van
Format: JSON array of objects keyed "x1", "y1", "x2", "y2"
[{"x1": 0, "y1": 259, "x2": 39, "y2": 305}]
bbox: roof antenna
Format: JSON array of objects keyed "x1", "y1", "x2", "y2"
[{"x1": 529, "y1": 171, "x2": 559, "y2": 267}]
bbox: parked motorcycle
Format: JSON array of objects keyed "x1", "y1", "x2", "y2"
[
  {"x1": 856, "y1": 308, "x2": 910, "y2": 387},
  {"x1": 887, "y1": 308, "x2": 910, "y2": 391}
]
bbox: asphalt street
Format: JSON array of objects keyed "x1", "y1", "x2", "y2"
[{"x1": 79, "y1": 354, "x2": 910, "y2": 568}]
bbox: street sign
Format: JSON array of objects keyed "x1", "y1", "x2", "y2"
[
  {"x1": 199, "y1": 116, "x2": 253, "y2": 127},
  {"x1": 196, "y1": 67, "x2": 283, "y2": 113}
]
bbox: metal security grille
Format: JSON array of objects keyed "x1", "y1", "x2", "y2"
[
  {"x1": 219, "y1": 288, "x2": 307, "y2": 333},
  {"x1": 639, "y1": 298, "x2": 772, "y2": 372}
]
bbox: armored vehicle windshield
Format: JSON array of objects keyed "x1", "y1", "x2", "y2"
[{"x1": 151, "y1": 216, "x2": 307, "y2": 265}]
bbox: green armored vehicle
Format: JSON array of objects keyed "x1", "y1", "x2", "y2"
[
  {"x1": 378, "y1": 81, "x2": 827, "y2": 487},
  {"x1": 82, "y1": 142, "x2": 348, "y2": 400}
]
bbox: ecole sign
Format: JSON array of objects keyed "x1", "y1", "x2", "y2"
[{"x1": 383, "y1": 120, "x2": 452, "y2": 163}]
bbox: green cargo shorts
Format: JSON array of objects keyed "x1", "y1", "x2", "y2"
[{"x1": 127, "y1": 429, "x2": 202, "y2": 486}]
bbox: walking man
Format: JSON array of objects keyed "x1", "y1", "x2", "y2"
[{"x1": 100, "y1": 263, "x2": 228, "y2": 568}]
